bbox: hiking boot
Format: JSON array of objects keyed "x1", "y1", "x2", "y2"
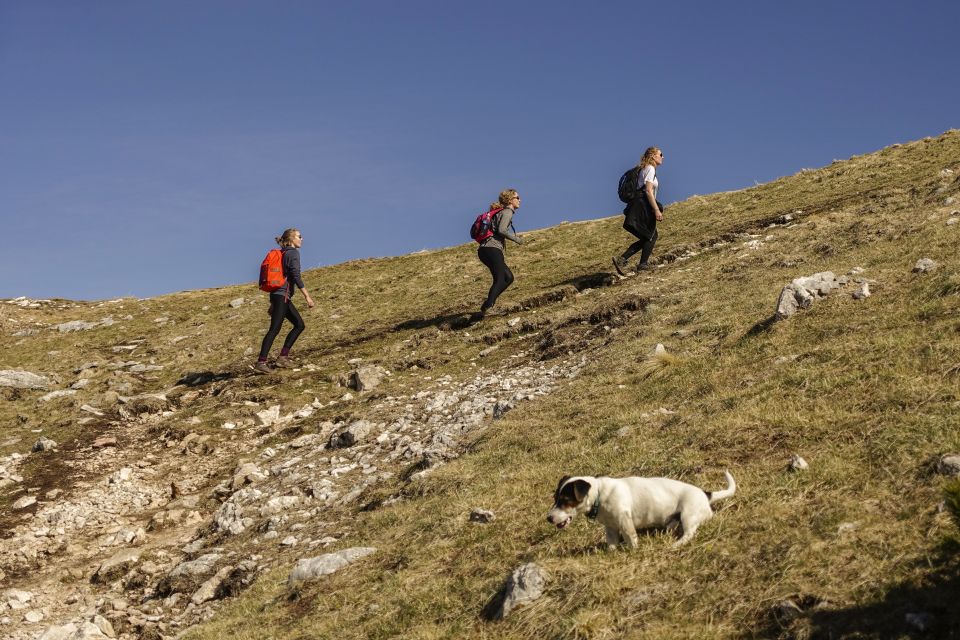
[
  {"x1": 274, "y1": 355, "x2": 296, "y2": 369},
  {"x1": 635, "y1": 262, "x2": 655, "y2": 272},
  {"x1": 612, "y1": 256, "x2": 628, "y2": 276},
  {"x1": 252, "y1": 361, "x2": 273, "y2": 375}
]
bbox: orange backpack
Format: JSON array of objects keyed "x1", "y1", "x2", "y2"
[{"x1": 258, "y1": 248, "x2": 286, "y2": 293}]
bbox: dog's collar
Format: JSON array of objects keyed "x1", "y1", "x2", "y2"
[{"x1": 586, "y1": 494, "x2": 601, "y2": 520}]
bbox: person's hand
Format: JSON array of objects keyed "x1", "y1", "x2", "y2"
[
  {"x1": 305, "y1": 295, "x2": 316, "y2": 309},
  {"x1": 655, "y1": 211, "x2": 664, "y2": 221}
]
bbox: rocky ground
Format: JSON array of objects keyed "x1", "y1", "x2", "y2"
[{"x1": 1, "y1": 326, "x2": 586, "y2": 639}]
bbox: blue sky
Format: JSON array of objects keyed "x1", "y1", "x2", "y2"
[{"x1": 2, "y1": 0, "x2": 958, "y2": 300}]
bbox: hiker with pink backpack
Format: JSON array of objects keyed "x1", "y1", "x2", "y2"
[
  {"x1": 254, "y1": 228, "x2": 315, "y2": 374},
  {"x1": 470, "y1": 188, "x2": 523, "y2": 318}
]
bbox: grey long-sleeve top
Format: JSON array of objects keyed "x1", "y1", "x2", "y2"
[
  {"x1": 271, "y1": 247, "x2": 305, "y2": 299},
  {"x1": 479, "y1": 207, "x2": 521, "y2": 252}
]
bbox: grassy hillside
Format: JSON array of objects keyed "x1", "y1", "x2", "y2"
[{"x1": 2, "y1": 131, "x2": 959, "y2": 639}]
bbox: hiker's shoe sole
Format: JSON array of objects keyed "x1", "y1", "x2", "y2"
[{"x1": 612, "y1": 257, "x2": 627, "y2": 276}]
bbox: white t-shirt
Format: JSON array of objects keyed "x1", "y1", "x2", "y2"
[{"x1": 639, "y1": 166, "x2": 658, "y2": 199}]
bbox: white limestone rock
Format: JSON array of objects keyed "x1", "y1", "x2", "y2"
[
  {"x1": 287, "y1": 547, "x2": 377, "y2": 586},
  {"x1": 489, "y1": 563, "x2": 548, "y2": 620},
  {"x1": 0, "y1": 370, "x2": 50, "y2": 389}
]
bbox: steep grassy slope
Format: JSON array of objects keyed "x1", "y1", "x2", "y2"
[{"x1": 2, "y1": 131, "x2": 959, "y2": 639}]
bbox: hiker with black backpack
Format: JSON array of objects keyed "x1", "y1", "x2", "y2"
[
  {"x1": 613, "y1": 147, "x2": 665, "y2": 274},
  {"x1": 470, "y1": 188, "x2": 523, "y2": 318},
  {"x1": 254, "y1": 228, "x2": 314, "y2": 374}
]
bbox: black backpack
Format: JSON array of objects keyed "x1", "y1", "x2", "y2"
[{"x1": 617, "y1": 166, "x2": 642, "y2": 203}]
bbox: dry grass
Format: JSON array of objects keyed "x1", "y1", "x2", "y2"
[{"x1": 3, "y1": 131, "x2": 960, "y2": 638}]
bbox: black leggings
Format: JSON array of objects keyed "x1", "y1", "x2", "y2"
[
  {"x1": 478, "y1": 246, "x2": 514, "y2": 311},
  {"x1": 620, "y1": 228, "x2": 658, "y2": 265},
  {"x1": 259, "y1": 296, "x2": 305, "y2": 359}
]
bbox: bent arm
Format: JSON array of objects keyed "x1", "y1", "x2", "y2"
[{"x1": 497, "y1": 209, "x2": 522, "y2": 245}]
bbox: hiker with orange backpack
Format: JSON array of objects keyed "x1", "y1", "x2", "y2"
[
  {"x1": 255, "y1": 228, "x2": 314, "y2": 374},
  {"x1": 471, "y1": 189, "x2": 523, "y2": 318}
]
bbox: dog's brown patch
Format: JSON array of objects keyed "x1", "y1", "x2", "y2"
[{"x1": 554, "y1": 478, "x2": 591, "y2": 509}]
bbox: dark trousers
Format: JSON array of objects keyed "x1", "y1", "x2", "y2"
[
  {"x1": 259, "y1": 296, "x2": 305, "y2": 359},
  {"x1": 478, "y1": 246, "x2": 514, "y2": 311},
  {"x1": 620, "y1": 228, "x2": 658, "y2": 265}
]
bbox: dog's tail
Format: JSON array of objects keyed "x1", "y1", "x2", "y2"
[{"x1": 706, "y1": 470, "x2": 736, "y2": 505}]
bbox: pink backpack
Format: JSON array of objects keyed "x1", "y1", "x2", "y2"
[{"x1": 470, "y1": 207, "x2": 503, "y2": 243}]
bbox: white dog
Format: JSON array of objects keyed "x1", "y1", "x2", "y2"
[{"x1": 546, "y1": 471, "x2": 736, "y2": 548}]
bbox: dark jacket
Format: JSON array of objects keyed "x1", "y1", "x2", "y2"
[
  {"x1": 623, "y1": 197, "x2": 663, "y2": 241},
  {"x1": 271, "y1": 247, "x2": 305, "y2": 299}
]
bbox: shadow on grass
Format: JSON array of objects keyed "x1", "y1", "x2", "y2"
[
  {"x1": 745, "y1": 315, "x2": 777, "y2": 337},
  {"x1": 749, "y1": 544, "x2": 960, "y2": 639},
  {"x1": 550, "y1": 271, "x2": 619, "y2": 292},
  {"x1": 391, "y1": 311, "x2": 477, "y2": 333}
]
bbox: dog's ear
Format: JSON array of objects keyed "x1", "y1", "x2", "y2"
[
  {"x1": 570, "y1": 479, "x2": 591, "y2": 504},
  {"x1": 554, "y1": 476, "x2": 571, "y2": 501}
]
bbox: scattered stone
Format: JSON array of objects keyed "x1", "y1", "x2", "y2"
[
  {"x1": 507, "y1": 318, "x2": 521, "y2": 327},
  {"x1": 255, "y1": 405, "x2": 281, "y2": 427},
  {"x1": 231, "y1": 462, "x2": 267, "y2": 490},
  {"x1": 947, "y1": 217, "x2": 958, "y2": 226},
  {"x1": 775, "y1": 272, "x2": 843, "y2": 319},
  {"x1": 190, "y1": 566, "x2": 234, "y2": 605},
  {"x1": 935, "y1": 454, "x2": 960, "y2": 477},
  {"x1": 479, "y1": 346, "x2": 499, "y2": 358},
  {"x1": 470, "y1": 508, "x2": 495, "y2": 524},
  {"x1": 56, "y1": 320, "x2": 99, "y2": 333},
  {"x1": 38, "y1": 623, "x2": 79, "y2": 640},
  {"x1": 287, "y1": 547, "x2": 377, "y2": 586},
  {"x1": 837, "y1": 522, "x2": 859, "y2": 534},
  {"x1": 214, "y1": 502, "x2": 253, "y2": 535},
  {"x1": 0, "y1": 369, "x2": 50, "y2": 389},
  {"x1": 329, "y1": 420, "x2": 374, "y2": 449},
  {"x1": 346, "y1": 365, "x2": 390, "y2": 392},
  {"x1": 229, "y1": 297, "x2": 245, "y2": 308},
  {"x1": 12, "y1": 496, "x2": 37, "y2": 510},
  {"x1": 487, "y1": 563, "x2": 548, "y2": 620},
  {"x1": 280, "y1": 536, "x2": 298, "y2": 547},
  {"x1": 23, "y1": 610, "x2": 44, "y2": 623},
  {"x1": 913, "y1": 258, "x2": 938, "y2": 273},
  {"x1": 6, "y1": 589, "x2": 33, "y2": 606},
  {"x1": 92, "y1": 436, "x2": 118, "y2": 449},
  {"x1": 121, "y1": 394, "x2": 169, "y2": 415},
  {"x1": 852, "y1": 282, "x2": 871, "y2": 300},
  {"x1": 651, "y1": 343, "x2": 667, "y2": 356},
  {"x1": 69, "y1": 621, "x2": 109, "y2": 639},
  {"x1": 39, "y1": 389, "x2": 78, "y2": 402},
  {"x1": 92, "y1": 549, "x2": 141, "y2": 584},
  {"x1": 32, "y1": 437, "x2": 58, "y2": 452},
  {"x1": 156, "y1": 553, "x2": 222, "y2": 596},
  {"x1": 788, "y1": 455, "x2": 809, "y2": 472},
  {"x1": 128, "y1": 363, "x2": 163, "y2": 373},
  {"x1": 92, "y1": 614, "x2": 115, "y2": 638},
  {"x1": 493, "y1": 401, "x2": 514, "y2": 420}
]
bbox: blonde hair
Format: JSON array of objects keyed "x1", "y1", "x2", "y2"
[
  {"x1": 489, "y1": 188, "x2": 519, "y2": 211},
  {"x1": 276, "y1": 228, "x2": 300, "y2": 247},
  {"x1": 639, "y1": 147, "x2": 661, "y2": 170}
]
